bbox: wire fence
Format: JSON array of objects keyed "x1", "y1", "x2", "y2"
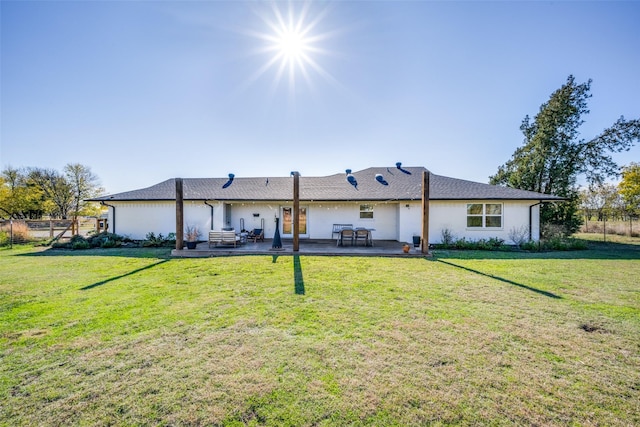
[{"x1": 0, "y1": 218, "x2": 100, "y2": 246}]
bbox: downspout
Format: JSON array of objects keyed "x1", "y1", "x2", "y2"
[
  {"x1": 203, "y1": 200, "x2": 215, "y2": 230},
  {"x1": 529, "y1": 201, "x2": 542, "y2": 241},
  {"x1": 101, "y1": 201, "x2": 116, "y2": 234}
]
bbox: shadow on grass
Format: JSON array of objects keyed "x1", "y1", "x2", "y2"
[
  {"x1": 17, "y1": 247, "x2": 172, "y2": 259},
  {"x1": 293, "y1": 255, "x2": 305, "y2": 295},
  {"x1": 435, "y1": 259, "x2": 562, "y2": 299},
  {"x1": 80, "y1": 259, "x2": 170, "y2": 290},
  {"x1": 431, "y1": 240, "x2": 640, "y2": 261}
]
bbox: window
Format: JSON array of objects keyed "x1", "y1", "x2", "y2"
[
  {"x1": 467, "y1": 203, "x2": 502, "y2": 228},
  {"x1": 360, "y1": 204, "x2": 374, "y2": 219}
]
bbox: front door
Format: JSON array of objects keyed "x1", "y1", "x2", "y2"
[{"x1": 281, "y1": 206, "x2": 308, "y2": 238}]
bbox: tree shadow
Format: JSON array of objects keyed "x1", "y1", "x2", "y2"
[
  {"x1": 293, "y1": 255, "x2": 305, "y2": 295},
  {"x1": 431, "y1": 240, "x2": 640, "y2": 261},
  {"x1": 18, "y1": 247, "x2": 172, "y2": 259},
  {"x1": 80, "y1": 259, "x2": 170, "y2": 290},
  {"x1": 435, "y1": 259, "x2": 562, "y2": 299}
]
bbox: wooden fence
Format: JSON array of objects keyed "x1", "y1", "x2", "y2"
[{"x1": 0, "y1": 218, "x2": 105, "y2": 244}]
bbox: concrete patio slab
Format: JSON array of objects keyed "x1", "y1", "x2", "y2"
[{"x1": 171, "y1": 239, "x2": 430, "y2": 257}]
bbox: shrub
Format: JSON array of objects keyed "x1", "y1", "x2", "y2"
[
  {"x1": 1, "y1": 221, "x2": 31, "y2": 244},
  {"x1": 143, "y1": 232, "x2": 175, "y2": 247},
  {"x1": 522, "y1": 237, "x2": 588, "y2": 252},
  {"x1": 508, "y1": 225, "x2": 530, "y2": 247},
  {"x1": 72, "y1": 239, "x2": 91, "y2": 250},
  {"x1": 541, "y1": 223, "x2": 568, "y2": 240},
  {"x1": 100, "y1": 238, "x2": 119, "y2": 248},
  {"x1": 0, "y1": 231, "x2": 9, "y2": 247},
  {"x1": 440, "y1": 228, "x2": 455, "y2": 247},
  {"x1": 87, "y1": 232, "x2": 127, "y2": 248}
]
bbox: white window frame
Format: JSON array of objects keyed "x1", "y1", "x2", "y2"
[
  {"x1": 466, "y1": 203, "x2": 503, "y2": 229},
  {"x1": 359, "y1": 204, "x2": 374, "y2": 219}
]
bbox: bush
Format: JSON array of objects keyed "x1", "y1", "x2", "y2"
[
  {"x1": 440, "y1": 228, "x2": 455, "y2": 246},
  {"x1": 72, "y1": 239, "x2": 91, "y2": 250},
  {"x1": 508, "y1": 225, "x2": 530, "y2": 247},
  {"x1": 100, "y1": 238, "x2": 119, "y2": 248},
  {"x1": 87, "y1": 232, "x2": 128, "y2": 248},
  {"x1": 541, "y1": 223, "x2": 568, "y2": 240},
  {"x1": 0, "y1": 231, "x2": 9, "y2": 247},
  {"x1": 0, "y1": 221, "x2": 32, "y2": 244},
  {"x1": 522, "y1": 237, "x2": 588, "y2": 252},
  {"x1": 143, "y1": 232, "x2": 175, "y2": 247},
  {"x1": 433, "y1": 236, "x2": 507, "y2": 251}
]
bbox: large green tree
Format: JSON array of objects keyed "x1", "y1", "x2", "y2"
[
  {"x1": 619, "y1": 162, "x2": 640, "y2": 217},
  {"x1": 64, "y1": 163, "x2": 104, "y2": 219},
  {"x1": 27, "y1": 168, "x2": 74, "y2": 218},
  {"x1": 0, "y1": 164, "x2": 103, "y2": 220},
  {"x1": 490, "y1": 75, "x2": 640, "y2": 235},
  {"x1": 0, "y1": 166, "x2": 49, "y2": 219}
]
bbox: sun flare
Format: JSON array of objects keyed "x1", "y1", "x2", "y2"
[
  {"x1": 277, "y1": 28, "x2": 308, "y2": 60},
  {"x1": 246, "y1": 1, "x2": 336, "y2": 94}
]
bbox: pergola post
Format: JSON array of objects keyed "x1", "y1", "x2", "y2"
[
  {"x1": 292, "y1": 171, "x2": 300, "y2": 252},
  {"x1": 176, "y1": 178, "x2": 184, "y2": 250},
  {"x1": 421, "y1": 170, "x2": 430, "y2": 255}
]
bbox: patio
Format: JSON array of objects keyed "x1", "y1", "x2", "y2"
[{"x1": 171, "y1": 239, "x2": 429, "y2": 257}]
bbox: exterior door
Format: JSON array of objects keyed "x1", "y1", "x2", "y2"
[{"x1": 281, "y1": 206, "x2": 308, "y2": 238}]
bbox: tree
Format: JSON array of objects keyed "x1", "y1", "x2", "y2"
[
  {"x1": 580, "y1": 183, "x2": 619, "y2": 222},
  {"x1": 619, "y1": 163, "x2": 640, "y2": 215},
  {"x1": 490, "y1": 75, "x2": 640, "y2": 235},
  {"x1": 619, "y1": 163, "x2": 640, "y2": 235},
  {"x1": 64, "y1": 163, "x2": 104, "y2": 219},
  {"x1": 0, "y1": 166, "x2": 49, "y2": 219},
  {"x1": 27, "y1": 168, "x2": 74, "y2": 218}
]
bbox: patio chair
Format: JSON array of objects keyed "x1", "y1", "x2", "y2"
[
  {"x1": 332, "y1": 223, "x2": 353, "y2": 240},
  {"x1": 248, "y1": 228, "x2": 264, "y2": 243},
  {"x1": 355, "y1": 228, "x2": 370, "y2": 246},
  {"x1": 337, "y1": 228, "x2": 355, "y2": 246}
]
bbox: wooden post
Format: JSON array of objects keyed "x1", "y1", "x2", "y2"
[
  {"x1": 50, "y1": 220, "x2": 54, "y2": 238},
  {"x1": 421, "y1": 170, "x2": 430, "y2": 255},
  {"x1": 292, "y1": 172, "x2": 300, "y2": 252},
  {"x1": 176, "y1": 178, "x2": 184, "y2": 250}
]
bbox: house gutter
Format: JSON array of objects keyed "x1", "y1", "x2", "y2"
[
  {"x1": 101, "y1": 201, "x2": 116, "y2": 234},
  {"x1": 529, "y1": 201, "x2": 543, "y2": 241},
  {"x1": 203, "y1": 200, "x2": 215, "y2": 230}
]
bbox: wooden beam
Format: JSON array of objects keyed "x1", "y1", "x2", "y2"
[
  {"x1": 421, "y1": 170, "x2": 430, "y2": 255},
  {"x1": 176, "y1": 178, "x2": 184, "y2": 250},
  {"x1": 292, "y1": 172, "x2": 300, "y2": 252}
]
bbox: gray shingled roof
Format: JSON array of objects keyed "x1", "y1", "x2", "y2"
[{"x1": 90, "y1": 167, "x2": 561, "y2": 202}]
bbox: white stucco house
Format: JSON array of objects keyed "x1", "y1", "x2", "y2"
[{"x1": 89, "y1": 166, "x2": 561, "y2": 244}]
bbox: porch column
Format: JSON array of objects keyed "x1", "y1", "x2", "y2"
[
  {"x1": 176, "y1": 178, "x2": 184, "y2": 250},
  {"x1": 292, "y1": 171, "x2": 300, "y2": 252},
  {"x1": 421, "y1": 170, "x2": 430, "y2": 255}
]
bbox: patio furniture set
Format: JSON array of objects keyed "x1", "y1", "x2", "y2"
[
  {"x1": 208, "y1": 228, "x2": 264, "y2": 248},
  {"x1": 333, "y1": 224, "x2": 375, "y2": 247}
]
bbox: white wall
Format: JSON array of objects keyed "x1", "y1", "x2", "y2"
[
  {"x1": 108, "y1": 201, "x2": 217, "y2": 240},
  {"x1": 108, "y1": 199, "x2": 541, "y2": 243},
  {"x1": 306, "y1": 201, "x2": 398, "y2": 240},
  {"x1": 429, "y1": 200, "x2": 541, "y2": 244},
  {"x1": 397, "y1": 202, "x2": 423, "y2": 244},
  {"x1": 222, "y1": 202, "x2": 280, "y2": 239}
]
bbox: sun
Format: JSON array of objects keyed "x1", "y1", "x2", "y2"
[
  {"x1": 246, "y1": 1, "x2": 336, "y2": 94},
  {"x1": 276, "y1": 27, "x2": 308, "y2": 60}
]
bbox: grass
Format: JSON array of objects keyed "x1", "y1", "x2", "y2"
[{"x1": 1, "y1": 239, "x2": 639, "y2": 426}]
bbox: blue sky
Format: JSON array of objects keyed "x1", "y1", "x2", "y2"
[{"x1": 2, "y1": 0, "x2": 639, "y2": 195}]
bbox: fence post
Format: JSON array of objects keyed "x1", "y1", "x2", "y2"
[{"x1": 50, "y1": 220, "x2": 54, "y2": 238}]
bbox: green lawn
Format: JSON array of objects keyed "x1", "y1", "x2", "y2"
[{"x1": 1, "y1": 238, "x2": 639, "y2": 426}]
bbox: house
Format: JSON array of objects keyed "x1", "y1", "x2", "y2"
[{"x1": 89, "y1": 166, "x2": 561, "y2": 244}]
